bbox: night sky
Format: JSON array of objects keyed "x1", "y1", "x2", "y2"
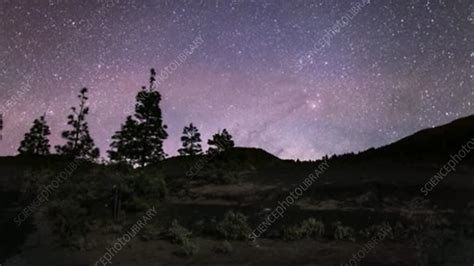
[{"x1": 0, "y1": 0, "x2": 472, "y2": 160}]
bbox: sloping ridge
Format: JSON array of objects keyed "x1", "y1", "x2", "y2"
[
  {"x1": 360, "y1": 114, "x2": 474, "y2": 160},
  {"x1": 219, "y1": 147, "x2": 281, "y2": 162},
  {"x1": 154, "y1": 147, "x2": 281, "y2": 176}
]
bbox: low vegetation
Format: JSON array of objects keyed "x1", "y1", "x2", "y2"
[
  {"x1": 358, "y1": 222, "x2": 394, "y2": 240},
  {"x1": 213, "y1": 240, "x2": 233, "y2": 254},
  {"x1": 167, "y1": 220, "x2": 198, "y2": 257},
  {"x1": 283, "y1": 218, "x2": 325, "y2": 241},
  {"x1": 216, "y1": 211, "x2": 251, "y2": 240},
  {"x1": 332, "y1": 221, "x2": 356, "y2": 242},
  {"x1": 168, "y1": 220, "x2": 192, "y2": 244}
]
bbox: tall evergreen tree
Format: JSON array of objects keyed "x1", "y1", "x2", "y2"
[
  {"x1": 178, "y1": 123, "x2": 202, "y2": 156},
  {"x1": 135, "y1": 68, "x2": 168, "y2": 165},
  {"x1": 108, "y1": 116, "x2": 140, "y2": 165},
  {"x1": 55, "y1": 88, "x2": 100, "y2": 160},
  {"x1": 18, "y1": 115, "x2": 51, "y2": 155},
  {"x1": 207, "y1": 129, "x2": 235, "y2": 154},
  {"x1": 108, "y1": 69, "x2": 168, "y2": 166}
]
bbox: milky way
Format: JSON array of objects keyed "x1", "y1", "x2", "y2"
[{"x1": 0, "y1": 0, "x2": 472, "y2": 160}]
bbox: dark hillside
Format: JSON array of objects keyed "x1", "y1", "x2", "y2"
[{"x1": 359, "y1": 115, "x2": 474, "y2": 162}]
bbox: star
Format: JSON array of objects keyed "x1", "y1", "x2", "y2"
[{"x1": 0, "y1": 0, "x2": 471, "y2": 160}]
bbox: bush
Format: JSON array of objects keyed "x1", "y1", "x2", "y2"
[
  {"x1": 333, "y1": 221, "x2": 355, "y2": 242},
  {"x1": 18, "y1": 169, "x2": 52, "y2": 204},
  {"x1": 174, "y1": 238, "x2": 199, "y2": 257},
  {"x1": 168, "y1": 220, "x2": 192, "y2": 244},
  {"x1": 214, "y1": 240, "x2": 233, "y2": 254},
  {"x1": 283, "y1": 218, "x2": 325, "y2": 241},
  {"x1": 140, "y1": 224, "x2": 163, "y2": 241},
  {"x1": 405, "y1": 212, "x2": 453, "y2": 266},
  {"x1": 16, "y1": 161, "x2": 169, "y2": 250},
  {"x1": 216, "y1": 211, "x2": 251, "y2": 240},
  {"x1": 300, "y1": 218, "x2": 325, "y2": 238},
  {"x1": 402, "y1": 197, "x2": 431, "y2": 220},
  {"x1": 101, "y1": 223, "x2": 123, "y2": 234},
  {"x1": 358, "y1": 222, "x2": 394, "y2": 240},
  {"x1": 137, "y1": 172, "x2": 167, "y2": 199},
  {"x1": 119, "y1": 171, "x2": 167, "y2": 212},
  {"x1": 47, "y1": 199, "x2": 90, "y2": 246},
  {"x1": 283, "y1": 226, "x2": 303, "y2": 241},
  {"x1": 167, "y1": 220, "x2": 198, "y2": 257}
]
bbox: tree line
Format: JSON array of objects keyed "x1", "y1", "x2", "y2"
[{"x1": 17, "y1": 69, "x2": 235, "y2": 166}]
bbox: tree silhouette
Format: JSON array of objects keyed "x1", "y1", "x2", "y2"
[
  {"x1": 109, "y1": 69, "x2": 167, "y2": 166},
  {"x1": 18, "y1": 115, "x2": 51, "y2": 155},
  {"x1": 55, "y1": 88, "x2": 100, "y2": 160},
  {"x1": 207, "y1": 129, "x2": 235, "y2": 154},
  {"x1": 108, "y1": 116, "x2": 140, "y2": 165},
  {"x1": 178, "y1": 123, "x2": 202, "y2": 156}
]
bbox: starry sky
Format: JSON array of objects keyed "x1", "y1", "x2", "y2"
[{"x1": 0, "y1": 0, "x2": 472, "y2": 160}]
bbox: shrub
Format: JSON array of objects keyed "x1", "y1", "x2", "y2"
[
  {"x1": 167, "y1": 220, "x2": 199, "y2": 257},
  {"x1": 18, "y1": 169, "x2": 52, "y2": 203},
  {"x1": 283, "y1": 218, "x2": 325, "y2": 240},
  {"x1": 134, "y1": 172, "x2": 167, "y2": 199},
  {"x1": 216, "y1": 211, "x2": 251, "y2": 240},
  {"x1": 168, "y1": 220, "x2": 192, "y2": 244},
  {"x1": 402, "y1": 197, "x2": 431, "y2": 220},
  {"x1": 101, "y1": 223, "x2": 123, "y2": 234},
  {"x1": 120, "y1": 171, "x2": 167, "y2": 212},
  {"x1": 174, "y1": 238, "x2": 199, "y2": 257},
  {"x1": 405, "y1": 212, "x2": 453, "y2": 266},
  {"x1": 214, "y1": 240, "x2": 233, "y2": 254},
  {"x1": 47, "y1": 199, "x2": 90, "y2": 246},
  {"x1": 283, "y1": 226, "x2": 302, "y2": 241},
  {"x1": 358, "y1": 222, "x2": 394, "y2": 240},
  {"x1": 300, "y1": 218, "x2": 325, "y2": 238},
  {"x1": 17, "y1": 161, "x2": 169, "y2": 249},
  {"x1": 140, "y1": 224, "x2": 163, "y2": 241},
  {"x1": 333, "y1": 221, "x2": 355, "y2": 242}
]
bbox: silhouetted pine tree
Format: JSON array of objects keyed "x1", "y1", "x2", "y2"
[
  {"x1": 108, "y1": 116, "x2": 140, "y2": 165},
  {"x1": 178, "y1": 123, "x2": 202, "y2": 156},
  {"x1": 108, "y1": 69, "x2": 167, "y2": 166},
  {"x1": 55, "y1": 88, "x2": 100, "y2": 160},
  {"x1": 207, "y1": 129, "x2": 234, "y2": 154},
  {"x1": 18, "y1": 115, "x2": 51, "y2": 155}
]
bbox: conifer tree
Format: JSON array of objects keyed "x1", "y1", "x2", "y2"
[
  {"x1": 55, "y1": 88, "x2": 100, "y2": 160},
  {"x1": 178, "y1": 123, "x2": 202, "y2": 156},
  {"x1": 18, "y1": 115, "x2": 51, "y2": 155},
  {"x1": 207, "y1": 129, "x2": 235, "y2": 154},
  {"x1": 108, "y1": 69, "x2": 167, "y2": 166},
  {"x1": 108, "y1": 116, "x2": 140, "y2": 165}
]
